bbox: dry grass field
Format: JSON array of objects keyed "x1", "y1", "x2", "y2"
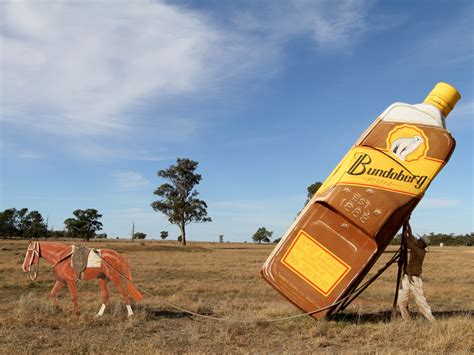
[{"x1": 0, "y1": 239, "x2": 472, "y2": 353}]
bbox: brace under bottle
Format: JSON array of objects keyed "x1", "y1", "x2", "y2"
[{"x1": 261, "y1": 83, "x2": 461, "y2": 319}]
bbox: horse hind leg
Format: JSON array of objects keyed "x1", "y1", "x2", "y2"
[
  {"x1": 95, "y1": 278, "x2": 109, "y2": 317},
  {"x1": 109, "y1": 275, "x2": 134, "y2": 317}
]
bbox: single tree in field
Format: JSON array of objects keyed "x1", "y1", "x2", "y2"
[
  {"x1": 160, "y1": 231, "x2": 169, "y2": 240},
  {"x1": 296, "y1": 181, "x2": 324, "y2": 218},
  {"x1": 64, "y1": 209, "x2": 103, "y2": 241},
  {"x1": 305, "y1": 181, "x2": 323, "y2": 205},
  {"x1": 134, "y1": 232, "x2": 146, "y2": 240},
  {"x1": 253, "y1": 227, "x2": 273, "y2": 244},
  {"x1": 151, "y1": 158, "x2": 212, "y2": 246},
  {"x1": 219, "y1": 234, "x2": 224, "y2": 243}
]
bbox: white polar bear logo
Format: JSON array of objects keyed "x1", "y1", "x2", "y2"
[{"x1": 390, "y1": 135, "x2": 424, "y2": 161}]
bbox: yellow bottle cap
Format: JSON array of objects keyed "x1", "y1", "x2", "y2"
[{"x1": 423, "y1": 82, "x2": 461, "y2": 117}]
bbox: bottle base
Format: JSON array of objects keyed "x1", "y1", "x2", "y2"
[{"x1": 261, "y1": 203, "x2": 377, "y2": 319}]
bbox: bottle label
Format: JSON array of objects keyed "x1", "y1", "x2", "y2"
[
  {"x1": 282, "y1": 230, "x2": 351, "y2": 296},
  {"x1": 319, "y1": 124, "x2": 445, "y2": 197}
]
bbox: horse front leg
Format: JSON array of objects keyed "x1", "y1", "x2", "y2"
[
  {"x1": 95, "y1": 278, "x2": 109, "y2": 317},
  {"x1": 66, "y1": 281, "x2": 79, "y2": 315},
  {"x1": 50, "y1": 280, "x2": 65, "y2": 305}
]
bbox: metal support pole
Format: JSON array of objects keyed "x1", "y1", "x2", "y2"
[{"x1": 332, "y1": 249, "x2": 400, "y2": 315}]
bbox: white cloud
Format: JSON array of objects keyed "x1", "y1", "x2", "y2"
[
  {"x1": 297, "y1": 0, "x2": 370, "y2": 49},
  {"x1": 0, "y1": 0, "x2": 235, "y2": 136},
  {"x1": 449, "y1": 99, "x2": 474, "y2": 128},
  {"x1": 419, "y1": 198, "x2": 462, "y2": 209},
  {"x1": 0, "y1": 140, "x2": 43, "y2": 159},
  {"x1": 16, "y1": 149, "x2": 42, "y2": 159},
  {"x1": 453, "y1": 100, "x2": 474, "y2": 116},
  {"x1": 112, "y1": 171, "x2": 150, "y2": 190},
  {"x1": 233, "y1": 0, "x2": 371, "y2": 50},
  {"x1": 69, "y1": 140, "x2": 167, "y2": 161},
  {"x1": 1, "y1": 0, "x2": 373, "y2": 143},
  {"x1": 393, "y1": 8, "x2": 473, "y2": 71}
]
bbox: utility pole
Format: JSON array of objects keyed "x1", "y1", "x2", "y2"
[
  {"x1": 45, "y1": 216, "x2": 49, "y2": 239},
  {"x1": 131, "y1": 222, "x2": 135, "y2": 242}
]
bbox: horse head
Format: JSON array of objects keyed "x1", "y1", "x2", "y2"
[{"x1": 22, "y1": 241, "x2": 40, "y2": 281}]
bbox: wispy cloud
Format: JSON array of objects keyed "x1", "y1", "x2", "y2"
[
  {"x1": 1, "y1": 0, "x2": 374, "y2": 137},
  {"x1": 16, "y1": 149, "x2": 42, "y2": 159},
  {"x1": 449, "y1": 99, "x2": 474, "y2": 128},
  {"x1": 394, "y1": 6, "x2": 473, "y2": 69},
  {"x1": 419, "y1": 198, "x2": 462, "y2": 209},
  {"x1": 0, "y1": 140, "x2": 43, "y2": 159},
  {"x1": 453, "y1": 100, "x2": 474, "y2": 116},
  {"x1": 112, "y1": 171, "x2": 151, "y2": 190},
  {"x1": 0, "y1": 0, "x2": 238, "y2": 136},
  {"x1": 233, "y1": 0, "x2": 372, "y2": 51},
  {"x1": 1, "y1": 0, "x2": 377, "y2": 164},
  {"x1": 296, "y1": 0, "x2": 371, "y2": 49},
  {"x1": 69, "y1": 141, "x2": 167, "y2": 161}
]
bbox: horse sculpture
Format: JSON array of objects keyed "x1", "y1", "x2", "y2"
[{"x1": 22, "y1": 241, "x2": 143, "y2": 317}]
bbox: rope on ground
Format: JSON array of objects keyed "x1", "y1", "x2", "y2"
[{"x1": 96, "y1": 247, "x2": 401, "y2": 323}]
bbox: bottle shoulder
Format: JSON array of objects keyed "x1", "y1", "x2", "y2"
[{"x1": 380, "y1": 102, "x2": 446, "y2": 128}]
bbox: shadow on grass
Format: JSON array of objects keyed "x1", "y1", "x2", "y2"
[
  {"x1": 142, "y1": 302, "x2": 223, "y2": 321},
  {"x1": 330, "y1": 311, "x2": 393, "y2": 324},
  {"x1": 145, "y1": 307, "x2": 194, "y2": 320},
  {"x1": 330, "y1": 310, "x2": 472, "y2": 324},
  {"x1": 433, "y1": 310, "x2": 473, "y2": 319}
]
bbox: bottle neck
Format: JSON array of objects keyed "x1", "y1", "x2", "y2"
[
  {"x1": 414, "y1": 103, "x2": 446, "y2": 128},
  {"x1": 423, "y1": 83, "x2": 460, "y2": 117}
]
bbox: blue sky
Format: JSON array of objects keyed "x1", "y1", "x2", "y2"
[{"x1": 1, "y1": 0, "x2": 472, "y2": 241}]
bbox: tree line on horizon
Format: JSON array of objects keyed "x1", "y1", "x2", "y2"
[
  {"x1": 1, "y1": 158, "x2": 472, "y2": 246},
  {"x1": 1, "y1": 205, "x2": 471, "y2": 245},
  {"x1": 390, "y1": 231, "x2": 473, "y2": 246},
  {"x1": 0, "y1": 207, "x2": 107, "y2": 240}
]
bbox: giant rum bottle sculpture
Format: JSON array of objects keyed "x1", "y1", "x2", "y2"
[{"x1": 261, "y1": 83, "x2": 461, "y2": 319}]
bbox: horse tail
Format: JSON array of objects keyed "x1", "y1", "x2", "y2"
[{"x1": 121, "y1": 256, "x2": 143, "y2": 302}]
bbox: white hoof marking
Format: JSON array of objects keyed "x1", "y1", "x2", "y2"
[
  {"x1": 126, "y1": 304, "x2": 133, "y2": 317},
  {"x1": 95, "y1": 303, "x2": 106, "y2": 317}
]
